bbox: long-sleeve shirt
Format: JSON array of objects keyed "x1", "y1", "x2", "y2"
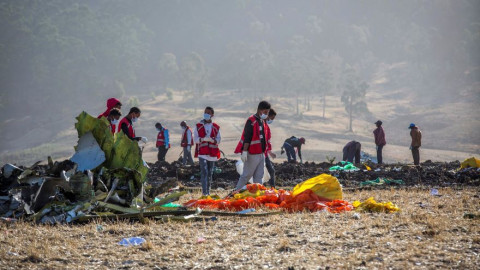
[
  {"x1": 194, "y1": 120, "x2": 221, "y2": 161},
  {"x1": 410, "y1": 127, "x2": 422, "y2": 147},
  {"x1": 120, "y1": 118, "x2": 141, "y2": 141},
  {"x1": 242, "y1": 114, "x2": 266, "y2": 152},
  {"x1": 181, "y1": 128, "x2": 193, "y2": 146},
  {"x1": 162, "y1": 128, "x2": 170, "y2": 147},
  {"x1": 284, "y1": 137, "x2": 303, "y2": 159},
  {"x1": 373, "y1": 126, "x2": 386, "y2": 146}
]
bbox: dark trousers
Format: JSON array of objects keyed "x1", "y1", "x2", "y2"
[
  {"x1": 283, "y1": 142, "x2": 296, "y2": 162},
  {"x1": 199, "y1": 157, "x2": 215, "y2": 195},
  {"x1": 412, "y1": 146, "x2": 420, "y2": 165},
  {"x1": 183, "y1": 146, "x2": 194, "y2": 165},
  {"x1": 376, "y1": 145, "x2": 383, "y2": 164},
  {"x1": 158, "y1": 147, "x2": 168, "y2": 162},
  {"x1": 265, "y1": 156, "x2": 275, "y2": 188}
]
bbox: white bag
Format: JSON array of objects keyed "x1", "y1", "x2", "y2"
[{"x1": 235, "y1": 160, "x2": 270, "y2": 184}]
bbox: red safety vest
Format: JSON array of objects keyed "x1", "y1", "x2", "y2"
[
  {"x1": 119, "y1": 117, "x2": 135, "y2": 138},
  {"x1": 195, "y1": 122, "x2": 220, "y2": 158},
  {"x1": 181, "y1": 127, "x2": 194, "y2": 147},
  {"x1": 234, "y1": 114, "x2": 265, "y2": 155},
  {"x1": 110, "y1": 123, "x2": 116, "y2": 135},
  {"x1": 156, "y1": 129, "x2": 169, "y2": 147}
]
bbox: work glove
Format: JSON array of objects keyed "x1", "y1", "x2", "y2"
[
  {"x1": 165, "y1": 145, "x2": 169, "y2": 149},
  {"x1": 141, "y1": 137, "x2": 148, "y2": 143},
  {"x1": 203, "y1": 137, "x2": 214, "y2": 143},
  {"x1": 280, "y1": 148, "x2": 285, "y2": 155},
  {"x1": 268, "y1": 151, "x2": 277, "y2": 159},
  {"x1": 241, "y1": 151, "x2": 248, "y2": 163}
]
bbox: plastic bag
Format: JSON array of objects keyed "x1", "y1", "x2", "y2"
[{"x1": 235, "y1": 160, "x2": 270, "y2": 183}]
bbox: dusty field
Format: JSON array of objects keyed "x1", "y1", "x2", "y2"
[{"x1": 1, "y1": 187, "x2": 479, "y2": 269}]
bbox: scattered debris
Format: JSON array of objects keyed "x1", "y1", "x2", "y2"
[{"x1": 119, "y1": 237, "x2": 146, "y2": 246}]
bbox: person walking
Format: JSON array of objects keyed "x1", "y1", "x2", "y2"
[
  {"x1": 180, "y1": 121, "x2": 194, "y2": 166},
  {"x1": 373, "y1": 120, "x2": 386, "y2": 164},
  {"x1": 155, "y1": 123, "x2": 170, "y2": 162},
  {"x1": 409, "y1": 123, "x2": 422, "y2": 165},
  {"x1": 281, "y1": 136, "x2": 305, "y2": 163},
  {"x1": 342, "y1": 140, "x2": 361, "y2": 164},
  {"x1": 234, "y1": 101, "x2": 271, "y2": 191},
  {"x1": 194, "y1": 106, "x2": 221, "y2": 196}
]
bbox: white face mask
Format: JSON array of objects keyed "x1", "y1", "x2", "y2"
[
  {"x1": 260, "y1": 113, "x2": 268, "y2": 120},
  {"x1": 132, "y1": 117, "x2": 138, "y2": 123},
  {"x1": 156, "y1": 128, "x2": 161, "y2": 132},
  {"x1": 267, "y1": 119, "x2": 273, "y2": 125},
  {"x1": 111, "y1": 119, "x2": 119, "y2": 125}
]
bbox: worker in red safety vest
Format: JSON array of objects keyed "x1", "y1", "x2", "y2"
[
  {"x1": 193, "y1": 106, "x2": 221, "y2": 196},
  {"x1": 119, "y1": 107, "x2": 147, "y2": 143},
  {"x1": 107, "y1": 108, "x2": 122, "y2": 134},
  {"x1": 234, "y1": 100, "x2": 271, "y2": 191},
  {"x1": 180, "y1": 121, "x2": 194, "y2": 166},
  {"x1": 155, "y1": 122, "x2": 170, "y2": 162},
  {"x1": 98, "y1": 98, "x2": 122, "y2": 119},
  {"x1": 264, "y1": 108, "x2": 277, "y2": 188}
]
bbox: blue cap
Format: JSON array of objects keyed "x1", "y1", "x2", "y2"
[{"x1": 408, "y1": 123, "x2": 415, "y2": 129}]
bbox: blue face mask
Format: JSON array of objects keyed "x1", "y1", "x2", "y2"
[
  {"x1": 132, "y1": 117, "x2": 138, "y2": 123},
  {"x1": 267, "y1": 119, "x2": 273, "y2": 125},
  {"x1": 204, "y1": 113, "x2": 211, "y2": 121},
  {"x1": 260, "y1": 113, "x2": 268, "y2": 120}
]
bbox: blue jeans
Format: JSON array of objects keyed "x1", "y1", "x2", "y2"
[
  {"x1": 283, "y1": 142, "x2": 296, "y2": 162},
  {"x1": 199, "y1": 157, "x2": 215, "y2": 195}
]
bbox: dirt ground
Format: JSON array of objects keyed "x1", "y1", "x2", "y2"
[{"x1": 1, "y1": 187, "x2": 479, "y2": 269}]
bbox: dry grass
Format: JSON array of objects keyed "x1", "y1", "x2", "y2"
[{"x1": 1, "y1": 187, "x2": 479, "y2": 269}]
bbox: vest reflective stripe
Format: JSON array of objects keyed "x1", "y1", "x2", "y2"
[
  {"x1": 234, "y1": 115, "x2": 265, "y2": 155},
  {"x1": 196, "y1": 122, "x2": 220, "y2": 158},
  {"x1": 119, "y1": 117, "x2": 135, "y2": 138},
  {"x1": 181, "y1": 127, "x2": 194, "y2": 147},
  {"x1": 156, "y1": 129, "x2": 167, "y2": 147}
]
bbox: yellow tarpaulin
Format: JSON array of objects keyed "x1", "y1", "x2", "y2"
[
  {"x1": 460, "y1": 157, "x2": 480, "y2": 169},
  {"x1": 291, "y1": 173, "x2": 343, "y2": 200}
]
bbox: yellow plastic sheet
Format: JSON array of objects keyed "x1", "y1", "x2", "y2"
[
  {"x1": 460, "y1": 157, "x2": 480, "y2": 169},
  {"x1": 291, "y1": 174, "x2": 343, "y2": 200},
  {"x1": 352, "y1": 197, "x2": 400, "y2": 213}
]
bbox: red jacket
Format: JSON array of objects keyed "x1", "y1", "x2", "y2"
[
  {"x1": 234, "y1": 114, "x2": 265, "y2": 155},
  {"x1": 373, "y1": 126, "x2": 386, "y2": 146},
  {"x1": 98, "y1": 98, "x2": 121, "y2": 119},
  {"x1": 181, "y1": 127, "x2": 194, "y2": 147},
  {"x1": 195, "y1": 122, "x2": 220, "y2": 158},
  {"x1": 119, "y1": 117, "x2": 135, "y2": 138}
]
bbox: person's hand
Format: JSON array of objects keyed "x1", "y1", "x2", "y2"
[
  {"x1": 165, "y1": 145, "x2": 169, "y2": 149},
  {"x1": 268, "y1": 151, "x2": 277, "y2": 159},
  {"x1": 203, "y1": 137, "x2": 213, "y2": 143},
  {"x1": 141, "y1": 137, "x2": 148, "y2": 143},
  {"x1": 409, "y1": 146, "x2": 412, "y2": 150},
  {"x1": 241, "y1": 151, "x2": 248, "y2": 163}
]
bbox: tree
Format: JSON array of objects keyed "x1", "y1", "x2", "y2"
[
  {"x1": 180, "y1": 52, "x2": 207, "y2": 110},
  {"x1": 158, "y1": 53, "x2": 179, "y2": 91},
  {"x1": 340, "y1": 66, "x2": 369, "y2": 132}
]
